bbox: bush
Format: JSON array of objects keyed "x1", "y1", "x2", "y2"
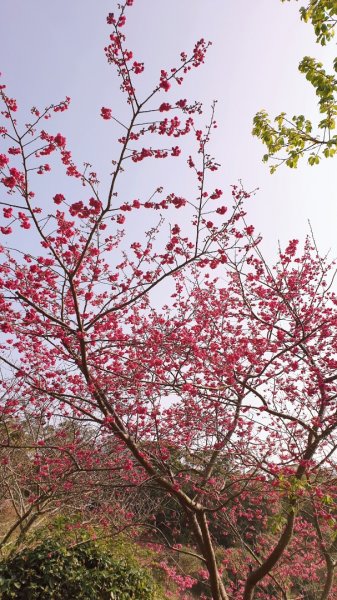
[{"x1": 0, "y1": 538, "x2": 156, "y2": 599}]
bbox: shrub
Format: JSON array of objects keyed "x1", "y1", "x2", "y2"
[{"x1": 0, "y1": 538, "x2": 156, "y2": 599}]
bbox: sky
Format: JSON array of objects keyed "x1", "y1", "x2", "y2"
[{"x1": 1, "y1": 0, "x2": 337, "y2": 262}]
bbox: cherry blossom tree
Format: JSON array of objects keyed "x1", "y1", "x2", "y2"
[
  {"x1": 2, "y1": 2, "x2": 337, "y2": 599},
  {"x1": 0, "y1": 411, "x2": 148, "y2": 557}
]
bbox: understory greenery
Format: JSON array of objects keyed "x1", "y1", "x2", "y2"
[{"x1": 0, "y1": 536, "x2": 158, "y2": 600}]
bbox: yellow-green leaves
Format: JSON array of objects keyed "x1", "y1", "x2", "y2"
[
  {"x1": 281, "y1": 1, "x2": 337, "y2": 45},
  {"x1": 254, "y1": 1, "x2": 337, "y2": 172},
  {"x1": 252, "y1": 109, "x2": 324, "y2": 173},
  {"x1": 300, "y1": 0, "x2": 337, "y2": 45}
]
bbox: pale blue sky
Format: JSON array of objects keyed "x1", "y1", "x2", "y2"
[{"x1": 1, "y1": 0, "x2": 336, "y2": 260}]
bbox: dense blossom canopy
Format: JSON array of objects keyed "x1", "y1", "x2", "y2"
[{"x1": 1, "y1": 1, "x2": 337, "y2": 599}]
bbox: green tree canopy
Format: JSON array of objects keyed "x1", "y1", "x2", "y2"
[{"x1": 253, "y1": 0, "x2": 337, "y2": 172}]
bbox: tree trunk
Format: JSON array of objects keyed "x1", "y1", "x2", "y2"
[
  {"x1": 320, "y1": 555, "x2": 334, "y2": 600},
  {"x1": 243, "y1": 509, "x2": 295, "y2": 600},
  {"x1": 196, "y1": 511, "x2": 229, "y2": 600}
]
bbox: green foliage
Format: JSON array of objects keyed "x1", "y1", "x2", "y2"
[
  {"x1": 268, "y1": 512, "x2": 288, "y2": 535},
  {"x1": 282, "y1": 1, "x2": 337, "y2": 45},
  {"x1": 0, "y1": 538, "x2": 157, "y2": 599},
  {"x1": 254, "y1": 0, "x2": 337, "y2": 171}
]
